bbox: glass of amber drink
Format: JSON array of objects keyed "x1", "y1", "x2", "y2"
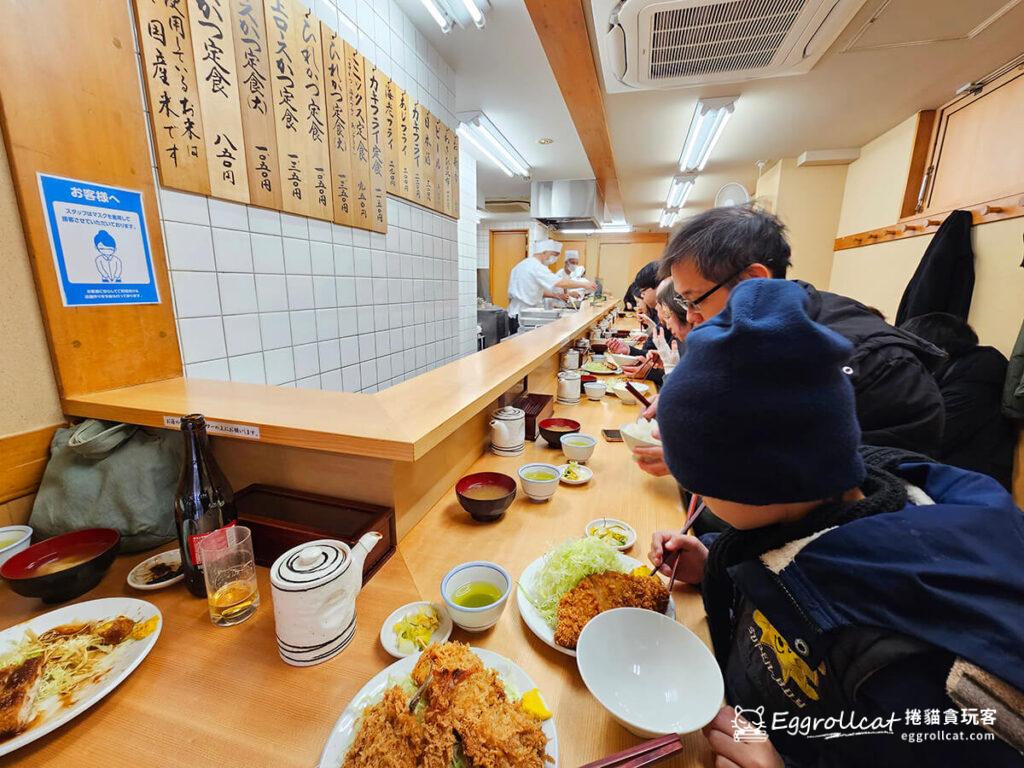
[{"x1": 198, "y1": 525, "x2": 260, "y2": 627}]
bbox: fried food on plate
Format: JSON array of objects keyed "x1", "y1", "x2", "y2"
[
  {"x1": 0, "y1": 657, "x2": 44, "y2": 739},
  {"x1": 554, "y1": 571, "x2": 670, "y2": 650},
  {"x1": 345, "y1": 642, "x2": 550, "y2": 767}
]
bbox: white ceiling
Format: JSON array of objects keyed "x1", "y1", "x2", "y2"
[
  {"x1": 393, "y1": 0, "x2": 592, "y2": 206},
  {"x1": 397, "y1": 0, "x2": 1024, "y2": 227}
]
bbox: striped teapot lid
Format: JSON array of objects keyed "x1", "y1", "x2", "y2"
[{"x1": 270, "y1": 539, "x2": 351, "y2": 592}]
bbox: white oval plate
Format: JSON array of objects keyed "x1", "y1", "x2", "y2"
[
  {"x1": 127, "y1": 548, "x2": 183, "y2": 590},
  {"x1": 517, "y1": 552, "x2": 674, "y2": 658},
  {"x1": 557, "y1": 464, "x2": 593, "y2": 485},
  {"x1": 584, "y1": 518, "x2": 637, "y2": 552},
  {"x1": 318, "y1": 647, "x2": 558, "y2": 767},
  {"x1": 0, "y1": 597, "x2": 162, "y2": 757},
  {"x1": 378, "y1": 601, "x2": 453, "y2": 659}
]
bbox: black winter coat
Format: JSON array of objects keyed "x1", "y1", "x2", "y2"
[
  {"x1": 935, "y1": 346, "x2": 1015, "y2": 489},
  {"x1": 799, "y1": 282, "x2": 946, "y2": 457}
]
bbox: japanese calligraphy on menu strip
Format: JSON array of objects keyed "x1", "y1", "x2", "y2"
[
  {"x1": 366, "y1": 66, "x2": 388, "y2": 233},
  {"x1": 296, "y1": 4, "x2": 333, "y2": 221},
  {"x1": 135, "y1": 0, "x2": 210, "y2": 194},
  {"x1": 229, "y1": 0, "x2": 281, "y2": 210},
  {"x1": 135, "y1": 0, "x2": 458, "y2": 226},
  {"x1": 344, "y1": 42, "x2": 372, "y2": 231},
  {"x1": 188, "y1": 0, "x2": 250, "y2": 203},
  {"x1": 321, "y1": 24, "x2": 352, "y2": 226}
]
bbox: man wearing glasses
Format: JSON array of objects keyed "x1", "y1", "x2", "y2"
[{"x1": 632, "y1": 205, "x2": 946, "y2": 483}]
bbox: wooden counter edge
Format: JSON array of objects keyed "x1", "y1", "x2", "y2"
[{"x1": 59, "y1": 303, "x2": 618, "y2": 461}]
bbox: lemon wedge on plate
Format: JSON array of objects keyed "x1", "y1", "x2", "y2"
[
  {"x1": 521, "y1": 688, "x2": 552, "y2": 720},
  {"x1": 631, "y1": 565, "x2": 652, "y2": 578}
]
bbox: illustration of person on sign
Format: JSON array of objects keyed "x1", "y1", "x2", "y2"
[{"x1": 93, "y1": 230, "x2": 123, "y2": 283}]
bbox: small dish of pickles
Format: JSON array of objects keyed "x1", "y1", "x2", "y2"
[
  {"x1": 584, "y1": 518, "x2": 637, "y2": 552},
  {"x1": 379, "y1": 600, "x2": 454, "y2": 658},
  {"x1": 557, "y1": 461, "x2": 593, "y2": 486}
]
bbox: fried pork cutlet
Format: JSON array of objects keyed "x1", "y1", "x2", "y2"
[
  {"x1": 454, "y1": 671, "x2": 549, "y2": 768},
  {"x1": 344, "y1": 685, "x2": 424, "y2": 768},
  {"x1": 554, "y1": 571, "x2": 670, "y2": 650},
  {"x1": 0, "y1": 656, "x2": 44, "y2": 739}
]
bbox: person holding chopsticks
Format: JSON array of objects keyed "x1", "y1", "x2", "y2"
[{"x1": 648, "y1": 278, "x2": 1024, "y2": 768}]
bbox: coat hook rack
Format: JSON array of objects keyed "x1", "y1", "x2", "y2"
[
  {"x1": 982, "y1": 205, "x2": 1004, "y2": 215},
  {"x1": 926, "y1": 218, "x2": 943, "y2": 227}
]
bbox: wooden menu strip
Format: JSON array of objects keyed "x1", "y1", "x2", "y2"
[
  {"x1": 384, "y1": 77, "x2": 400, "y2": 195},
  {"x1": 296, "y1": 2, "x2": 334, "y2": 222},
  {"x1": 229, "y1": 0, "x2": 283, "y2": 210},
  {"x1": 134, "y1": 0, "x2": 211, "y2": 195},
  {"x1": 344, "y1": 41, "x2": 372, "y2": 230},
  {"x1": 188, "y1": 0, "x2": 251, "y2": 203},
  {"x1": 321, "y1": 24, "x2": 353, "y2": 226},
  {"x1": 397, "y1": 88, "x2": 413, "y2": 200},
  {"x1": 833, "y1": 191, "x2": 1024, "y2": 251},
  {"x1": 366, "y1": 65, "x2": 388, "y2": 232}
]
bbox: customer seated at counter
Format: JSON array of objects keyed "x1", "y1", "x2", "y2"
[
  {"x1": 624, "y1": 277, "x2": 691, "y2": 379},
  {"x1": 506, "y1": 239, "x2": 595, "y2": 331},
  {"x1": 649, "y1": 279, "x2": 1024, "y2": 768},
  {"x1": 631, "y1": 205, "x2": 946, "y2": 483}
]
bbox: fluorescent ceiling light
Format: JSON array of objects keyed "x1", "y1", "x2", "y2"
[
  {"x1": 659, "y1": 209, "x2": 679, "y2": 229},
  {"x1": 457, "y1": 112, "x2": 530, "y2": 178},
  {"x1": 560, "y1": 224, "x2": 632, "y2": 235},
  {"x1": 460, "y1": 0, "x2": 485, "y2": 27},
  {"x1": 457, "y1": 124, "x2": 513, "y2": 176},
  {"x1": 678, "y1": 97, "x2": 736, "y2": 172},
  {"x1": 419, "y1": 0, "x2": 453, "y2": 32},
  {"x1": 666, "y1": 174, "x2": 696, "y2": 209}
]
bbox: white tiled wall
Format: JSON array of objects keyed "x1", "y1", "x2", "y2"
[{"x1": 133, "y1": 0, "x2": 479, "y2": 392}]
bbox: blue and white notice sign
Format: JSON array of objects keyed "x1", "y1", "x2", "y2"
[{"x1": 37, "y1": 173, "x2": 160, "y2": 306}]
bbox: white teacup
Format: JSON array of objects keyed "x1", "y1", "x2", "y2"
[{"x1": 440, "y1": 561, "x2": 511, "y2": 632}]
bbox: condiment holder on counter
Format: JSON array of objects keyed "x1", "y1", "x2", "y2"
[
  {"x1": 557, "y1": 370, "x2": 582, "y2": 405},
  {"x1": 489, "y1": 405, "x2": 526, "y2": 456},
  {"x1": 270, "y1": 533, "x2": 382, "y2": 667},
  {"x1": 561, "y1": 348, "x2": 580, "y2": 370}
]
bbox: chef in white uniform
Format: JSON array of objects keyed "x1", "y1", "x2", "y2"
[{"x1": 506, "y1": 239, "x2": 595, "y2": 323}]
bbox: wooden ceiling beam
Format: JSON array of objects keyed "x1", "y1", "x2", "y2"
[{"x1": 524, "y1": 0, "x2": 623, "y2": 217}]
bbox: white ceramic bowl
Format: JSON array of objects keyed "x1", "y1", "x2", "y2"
[
  {"x1": 621, "y1": 419, "x2": 661, "y2": 452},
  {"x1": 440, "y1": 561, "x2": 511, "y2": 632},
  {"x1": 560, "y1": 433, "x2": 596, "y2": 463},
  {"x1": 584, "y1": 382, "x2": 606, "y2": 400},
  {"x1": 576, "y1": 608, "x2": 724, "y2": 738},
  {"x1": 517, "y1": 463, "x2": 561, "y2": 502},
  {"x1": 0, "y1": 525, "x2": 32, "y2": 568},
  {"x1": 613, "y1": 381, "x2": 650, "y2": 405},
  {"x1": 608, "y1": 352, "x2": 639, "y2": 367}
]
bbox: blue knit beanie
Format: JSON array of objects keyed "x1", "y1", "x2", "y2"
[{"x1": 658, "y1": 279, "x2": 866, "y2": 504}]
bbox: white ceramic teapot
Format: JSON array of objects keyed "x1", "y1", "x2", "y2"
[
  {"x1": 490, "y1": 405, "x2": 525, "y2": 456},
  {"x1": 270, "y1": 533, "x2": 382, "y2": 666}
]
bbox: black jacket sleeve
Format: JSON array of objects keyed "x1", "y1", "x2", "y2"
[{"x1": 850, "y1": 345, "x2": 945, "y2": 457}]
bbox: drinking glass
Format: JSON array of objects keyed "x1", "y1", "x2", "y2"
[{"x1": 198, "y1": 525, "x2": 260, "y2": 627}]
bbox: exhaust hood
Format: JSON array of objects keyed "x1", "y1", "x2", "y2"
[{"x1": 530, "y1": 179, "x2": 604, "y2": 230}]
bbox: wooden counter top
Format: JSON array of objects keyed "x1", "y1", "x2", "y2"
[
  {"x1": 1, "y1": 370, "x2": 713, "y2": 768},
  {"x1": 61, "y1": 302, "x2": 617, "y2": 461}
]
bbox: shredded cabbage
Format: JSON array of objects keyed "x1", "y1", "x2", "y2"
[{"x1": 522, "y1": 537, "x2": 625, "y2": 628}]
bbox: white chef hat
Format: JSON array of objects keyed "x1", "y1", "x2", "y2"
[{"x1": 533, "y1": 238, "x2": 563, "y2": 255}]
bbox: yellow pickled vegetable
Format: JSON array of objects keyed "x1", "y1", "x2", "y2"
[
  {"x1": 393, "y1": 606, "x2": 440, "y2": 654},
  {"x1": 521, "y1": 688, "x2": 552, "y2": 720},
  {"x1": 631, "y1": 565, "x2": 652, "y2": 577}
]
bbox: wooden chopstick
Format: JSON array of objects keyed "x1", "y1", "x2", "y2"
[
  {"x1": 657, "y1": 494, "x2": 703, "y2": 591},
  {"x1": 618, "y1": 739, "x2": 685, "y2": 768},
  {"x1": 578, "y1": 733, "x2": 681, "y2": 768},
  {"x1": 624, "y1": 381, "x2": 652, "y2": 409}
]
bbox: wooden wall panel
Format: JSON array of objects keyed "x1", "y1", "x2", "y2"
[
  {"x1": 398, "y1": 89, "x2": 413, "y2": 200},
  {"x1": 188, "y1": 0, "x2": 251, "y2": 203},
  {"x1": 296, "y1": 3, "x2": 333, "y2": 221},
  {"x1": 421, "y1": 109, "x2": 435, "y2": 210},
  {"x1": 383, "y1": 78, "x2": 400, "y2": 195},
  {"x1": 264, "y1": 0, "x2": 310, "y2": 216},
  {"x1": 452, "y1": 132, "x2": 460, "y2": 218},
  {"x1": 134, "y1": 0, "x2": 210, "y2": 194},
  {"x1": 0, "y1": 0, "x2": 183, "y2": 398},
  {"x1": 366, "y1": 66, "x2": 388, "y2": 232},
  {"x1": 441, "y1": 123, "x2": 453, "y2": 217},
  {"x1": 344, "y1": 43, "x2": 372, "y2": 230},
  {"x1": 230, "y1": 0, "x2": 282, "y2": 210},
  {"x1": 0, "y1": 424, "x2": 61, "y2": 505},
  {"x1": 411, "y1": 101, "x2": 424, "y2": 205},
  {"x1": 321, "y1": 25, "x2": 353, "y2": 226},
  {"x1": 433, "y1": 115, "x2": 444, "y2": 214}
]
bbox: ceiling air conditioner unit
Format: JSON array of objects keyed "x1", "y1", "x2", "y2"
[{"x1": 594, "y1": 0, "x2": 868, "y2": 93}]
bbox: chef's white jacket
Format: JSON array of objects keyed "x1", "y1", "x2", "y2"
[{"x1": 507, "y1": 257, "x2": 558, "y2": 318}]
